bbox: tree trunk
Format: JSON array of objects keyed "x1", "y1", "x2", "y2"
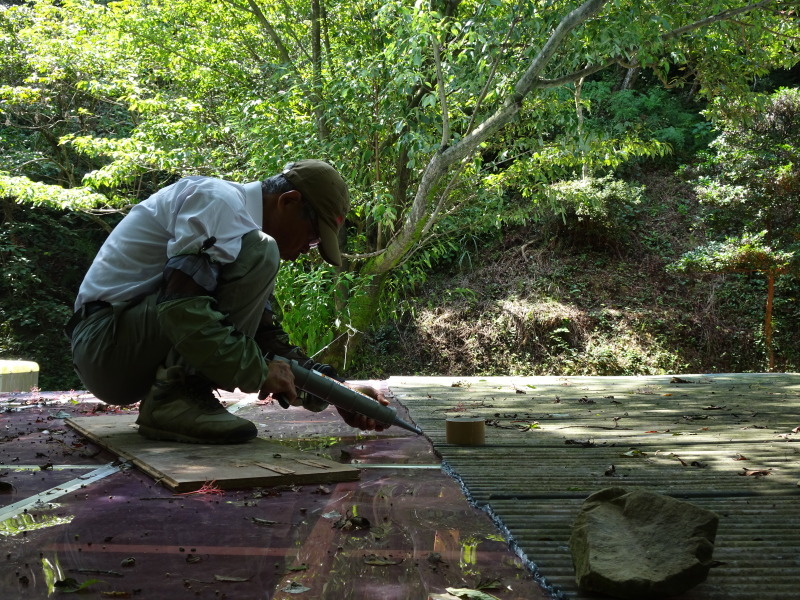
[
  {"x1": 765, "y1": 270, "x2": 775, "y2": 371},
  {"x1": 310, "y1": 0, "x2": 329, "y2": 141},
  {"x1": 331, "y1": 0, "x2": 609, "y2": 359}
]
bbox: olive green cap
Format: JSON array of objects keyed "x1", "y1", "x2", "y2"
[{"x1": 282, "y1": 160, "x2": 349, "y2": 266}]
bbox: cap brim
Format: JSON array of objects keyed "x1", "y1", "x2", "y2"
[{"x1": 317, "y1": 222, "x2": 342, "y2": 267}]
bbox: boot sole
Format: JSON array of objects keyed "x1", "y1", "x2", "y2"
[{"x1": 136, "y1": 424, "x2": 257, "y2": 445}]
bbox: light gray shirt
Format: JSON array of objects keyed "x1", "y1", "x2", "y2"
[{"x1": 75, "y1": 177, "x2": 263, "y2": 310}]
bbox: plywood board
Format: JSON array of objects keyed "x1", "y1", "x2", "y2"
[{"x1": 66, "y1": 415, "x2": 360, "y2": 493}]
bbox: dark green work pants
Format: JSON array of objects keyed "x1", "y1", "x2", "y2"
[{"x1": 70, "y1": 230, "x2": 279, "y2": 405}]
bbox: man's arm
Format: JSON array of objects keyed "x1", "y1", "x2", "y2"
[
  {"x1": 157, "y1": 265, "x2": 296, "y2": 403},
  {"x1": 255, "y1": 298, "x2": 390, "y2": 430}
]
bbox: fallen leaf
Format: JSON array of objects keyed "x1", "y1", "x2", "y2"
[
  {"x1": 427, "y1": 552, "x2": 444, "y2": 565},
  {"x1": 739, "y1": 468, "x2": 772, "y2": 477},
  {"x1": 281, "y1": 581, "x2": 311, "y2": 594},
  {"x1": 252, "y1": 517, "x2": 276, "y2": 526},
  {"x1": 620, "y1": 449, "x2": 647, "y2": 458},
  {"x1": 364, "y1": 553, "x2": 402, "y2": 566},
  {"x1": 214, "y1": 575, "x2": 251, "y2": 582},
  {"x1": 734, "y1": 454, "x2": 748, "y2": 461},
  {"x1": 54, "y1": 578, "x2": 101, "y2": 593},
  {"x1": 446, "y1": 587, "x2": 503, "y2": 600},
  {"x1": 476, "y1": 578, "x2": 502, "y2": 590},
  {"x1": 565, "y1": 439, "x2": 596, "y2": 448},
  {"x1": 333, "y1": 514, "x2": 370, "y2": 530}
]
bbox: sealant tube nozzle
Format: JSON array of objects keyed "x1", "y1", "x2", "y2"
[{"x1": 267, "y1": 354, "x2": 422, "y2": 435}]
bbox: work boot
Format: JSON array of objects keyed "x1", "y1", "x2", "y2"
[{"x1": 136, "y1": 366, "x2": 257, "y2": 444}]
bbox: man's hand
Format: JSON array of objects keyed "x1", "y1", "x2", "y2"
[
  {"x1": 335, "y1": 385, "x2": 391, "y2": 431},
  {"x1": 258, "y1": 360, "x2": 298, "y2": 406}
]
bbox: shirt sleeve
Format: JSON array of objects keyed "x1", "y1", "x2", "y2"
[{"x1": 167, "y1": 179, "x2": 260, "y2": 265}]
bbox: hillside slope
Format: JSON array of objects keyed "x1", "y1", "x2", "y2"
[{"x1": 354, "y1": 170, "x2": 794, "y2": 378}]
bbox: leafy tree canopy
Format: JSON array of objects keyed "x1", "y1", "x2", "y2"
[{"x1": 1, "y1": 0, "x2": 798, "y2": 359}]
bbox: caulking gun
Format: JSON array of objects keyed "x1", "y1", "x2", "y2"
[{"x1": 265, "y1": 354, "x2": 423, "y2": 435}]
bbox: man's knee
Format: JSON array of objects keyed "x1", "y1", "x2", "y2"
[{"x1": 70, "y1": 298, "x2": 170, "y2": 405}]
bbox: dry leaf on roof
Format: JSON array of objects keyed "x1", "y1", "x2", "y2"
[
  {"x1": 739, "y1": 468, "x2": 772, "y2": 477},
  {"x1": 445, "y1": 587, "x2": 503, "y2": 599},
  {"x1": 214, "y1": 574, "x2": 250, "y2": 582},
  {"x1": 281, "y1": 581, "x2": 311, "y2": 594},
  {"x1": 364, "y1": 553, "x2": 402, "y2": 566}
]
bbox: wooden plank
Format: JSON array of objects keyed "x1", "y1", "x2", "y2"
[{"x1": 65, "y1": 415, "x2": 360, "y2": 493}]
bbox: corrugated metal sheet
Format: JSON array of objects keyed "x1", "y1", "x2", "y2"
[{"x1": 390, "y1": 373, "x2": 800, "y2": 599}]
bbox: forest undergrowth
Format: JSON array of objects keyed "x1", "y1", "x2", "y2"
[{"x1": 352, "y1": 170, "x2": 794, "y2": 379}]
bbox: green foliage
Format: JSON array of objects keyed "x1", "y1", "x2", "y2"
[
  {"x1": 0, "y1": 0, "x2": 136, "y2": 192},
  {"x1": 542, "y1": 175, "x2": 645, "y2": 230},
  {"x1": 674, "y1": 88, "x2": 800, "y2": 271},
  {"x1": 273, "y1": 258, "x2": 372, "y2": 359},
  {"x1": 671, "y1": 87, "x2": 800, "y2": 369},
  {"x1": 0, "y1": 201, "x2": 114, "y2": 389},
  {"x1": 0, "y1": 174, "x2": 109, "y2": 210},
  {"x1": 696, "y1": 88, "x2": 800, "y2": 239},
  {"x1": 585, "y1": 81, "x2": 714, "y2": 159},
  {"x1": 669, "y1": 232, "x2": 796, "y2": 275}
]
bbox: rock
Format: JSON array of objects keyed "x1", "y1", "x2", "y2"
[{"x1": 569, "y1": 487, "x2": 719, "y2": 599}]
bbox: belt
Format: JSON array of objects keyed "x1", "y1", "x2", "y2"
[{"x1": 64, "y1": 300, "x2": 111, "y2": 340}]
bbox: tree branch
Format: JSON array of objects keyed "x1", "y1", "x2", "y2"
[
  {"x1": 432, "y1": 36, "x2": 450, "y2": 149},
  {"x1": 342, "y1": 248, "x2": 387, "y2": 260},
  {"x1": 661, "y1": 0, "x2": 778, "y2": 42},
  {"x1": 729, "y1": 17, "x2": 800, "y2": 41},
  {"x1": 536, "y1": 60, "x2": 613, "y2": 89},
  {"x1": 513, "y1": 0, "x2": 607, "y2": 100},
  {"x1": 534, "y1": 0, "x2": 782, "y2": 89},
  {"x1": 369, "y1": 0, "x2": 608, "y2": 273},
  {"x1": 220, "y1": 0, "x2": 295, "y2": 67},
  {"x1": 465, "y1": 0, "x2": 524, "y2": 137}
]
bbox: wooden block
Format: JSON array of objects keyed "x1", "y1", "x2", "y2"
[{"x1": 66, "y1": 415, "x2": 359, "y2": 493}]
